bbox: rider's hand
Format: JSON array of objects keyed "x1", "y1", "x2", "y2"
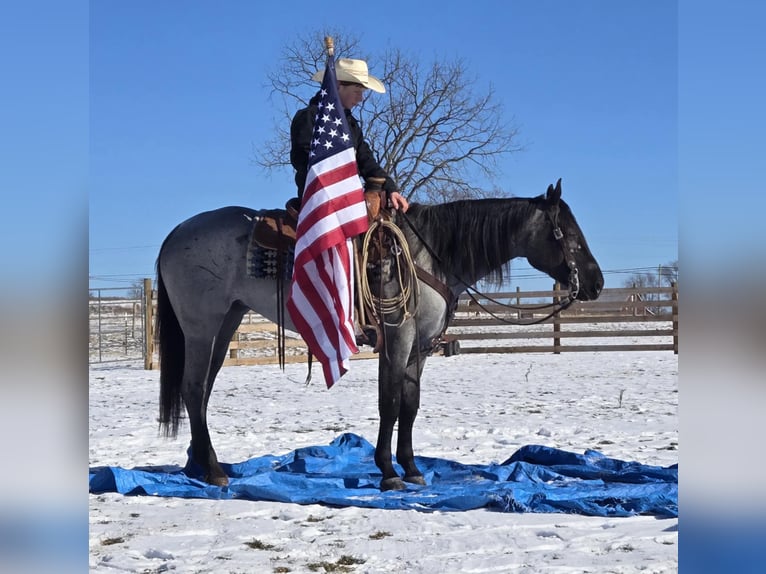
[{"x1": 388, "y1": 191, "x2": 409, "y2": 212}]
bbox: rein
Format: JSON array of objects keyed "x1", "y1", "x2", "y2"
[{"x1": 398, "y1": 207, "x2": 579, "y2": 327}]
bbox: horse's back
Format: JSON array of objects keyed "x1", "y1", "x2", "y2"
[
  {"x1": 158, "y1": 206, "x2": 256, "y2": 301},
  {"x1": 158, "y1": 205, "x2": 293, "y2": 328},
  {"x1": 160, "y1": 206, "x2": 259, "y2": 260},
  {"x1": 163, "y1": 206, "x2": 258, "y2": 242}
]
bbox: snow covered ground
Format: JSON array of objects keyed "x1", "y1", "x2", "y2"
[{"x1": 89, "y1": 350, "x2": 678, "y2": 573}]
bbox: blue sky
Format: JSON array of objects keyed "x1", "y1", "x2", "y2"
[
  {"x1": 85, "y1": 0, "x2": 679, "y2": 294},
  {"x1": 2, "y1": 1, "x2": 763, "y2": 297}
]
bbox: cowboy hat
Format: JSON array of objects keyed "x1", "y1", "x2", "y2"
[{"x1": 312, "y1": 58, "x2": 386, "y2": 93}]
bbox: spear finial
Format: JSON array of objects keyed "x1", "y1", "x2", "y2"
[{"x1": 324, "y1": 36, "x2": 334, "y2": 57}]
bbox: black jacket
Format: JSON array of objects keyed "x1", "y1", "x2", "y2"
[{"x1": 290, "y1": 92, "x2": 398, "y2": 200}]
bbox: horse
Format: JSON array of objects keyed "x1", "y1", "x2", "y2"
[{"x1": 155, "y1": 178, "x2": 603, "y2": 491}]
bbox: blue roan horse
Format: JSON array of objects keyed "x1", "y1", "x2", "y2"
[{"x1": 156, "y1": 179, "x2": 603, "y2": 490}]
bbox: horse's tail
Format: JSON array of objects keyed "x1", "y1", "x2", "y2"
[{"x1": 156, "y1": 260, "x2": 184, "y2": 438}]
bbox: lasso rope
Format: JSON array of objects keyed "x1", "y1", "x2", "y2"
[{"x1": 359, "y1": 218, "x2": 419, "y2": 327}]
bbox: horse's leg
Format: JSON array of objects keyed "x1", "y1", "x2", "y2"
[
  {"x1": 184, "y1": 304, "x2": 249, "y2": 487},
  {"x1": 375, "y1": 358, "x2": 403, "y2": 491},
  {"x1": 204, "y1": 303, "x2": 248, "y2": 412},
  {"x1": 181, "y1": 330, "x2": 229, "y2": 486},
  {"x1": 375, "y1": 327, "x2": 418, "y2": 491},
  {"x1": 396, "y1": 353, "x2": 428, "y2": 486}
]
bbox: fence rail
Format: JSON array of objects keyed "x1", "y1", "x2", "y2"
[
  {"x1": 88, "y1": 280, "x2": 678, "y2": 368},
  {"x1": 446, "y1": 284, "x2": 678, "y2": 355}
]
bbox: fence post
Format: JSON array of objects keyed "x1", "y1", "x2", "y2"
[
  {"x1": 230, "y1": 331, "x2": 240, "y2": 363},
  {"x1": 143, "y1": 278, "x2": 154, "y2": 370},
  {"x1": 631, "y1": 282, "x2": 638, "y2": 316},
  {"x1": 671, "y1": 281, "x2": 679, "y2": 354},
  {"x1": 553, "y1": 282, "x2": 561, "y2": 354},
  {"x1": 515, "y1": 286, "x2": 521, "y2": 320},
  {"x1": 97, "y1": 289, "x2": 103, "y2": 363}
]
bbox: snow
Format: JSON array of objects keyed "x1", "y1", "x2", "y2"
[{"x1": 89, "y1": 350, "x2": 678, "y2": 573}]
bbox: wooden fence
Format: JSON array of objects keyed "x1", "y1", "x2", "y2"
[
  {"x1": 142, "y1": 281, "x2": 678, "y2": 370},
  {"x1": 445, "y1": 284, "x2": 678, "y2": 355}
]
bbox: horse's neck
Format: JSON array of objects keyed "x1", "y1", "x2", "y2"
[
  {"x1": 497, "y1": 199, "x2": 538, "y2": 259},
  {"x1": 408, "y1": 198, "x2": 537, "y2": 289}
]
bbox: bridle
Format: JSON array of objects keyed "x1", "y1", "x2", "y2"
[
  {"x1": 547, "y1": 206, "x2": 580, "y2": 301},
  {"x1": 399, "y1": 204, "x2": 581, "y2": 327}
]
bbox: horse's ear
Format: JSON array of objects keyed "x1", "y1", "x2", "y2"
[{"x1": 546, "y1": 179, "x2": 562, "y2": 205}]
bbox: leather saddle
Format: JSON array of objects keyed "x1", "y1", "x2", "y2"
[{"x1": 252, "y1": 197, "x2": 300, "y2": 251}]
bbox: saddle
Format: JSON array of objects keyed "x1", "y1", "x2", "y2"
[{"x1": 252, "y1": 197, "x2": 300, "y2": 251}]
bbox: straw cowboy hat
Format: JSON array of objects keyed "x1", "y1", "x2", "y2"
[{"x1": 312, "y1": 58, "x2": 386, "y2": 93}]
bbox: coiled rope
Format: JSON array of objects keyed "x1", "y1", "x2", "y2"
[{"x1": 359, "y1": 218, "x2": 419, "y2": 327}]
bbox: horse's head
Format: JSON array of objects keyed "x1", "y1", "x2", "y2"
[{"x1": 525, "y1": 179, "x2": 603, "y2": 301}]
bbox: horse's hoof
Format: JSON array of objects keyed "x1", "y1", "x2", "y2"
[
  {"x1": 380, "y1": 477, "x2": 406, "y2": 491},
  {"x1": 404, "y1": 475, "x2": 426, "y2": 486},
  {"x1": 206, "y1": 473, "x2": 229, "y2": 487}
]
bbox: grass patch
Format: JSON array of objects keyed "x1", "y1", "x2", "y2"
[
  {"x1": 369, "y1": 531, "x2": 392, "y2": 540},
  {"x1": 307, "y1": 555, "x2": 366, "y2": 572},
  {"x1": 245, "y1": 538, "x2": 279, "y2": 551},
  {"x1": 100, "y1": 537, "x2": 125, "y2": 546}
]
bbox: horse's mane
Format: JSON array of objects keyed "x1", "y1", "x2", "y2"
[{"x1": 403, "y1": 197, "x2": 540, "y2": 285}]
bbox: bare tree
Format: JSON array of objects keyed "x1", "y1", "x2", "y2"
[
  {"x1": 622, "y1": 272, "x2": 658, "y2": 290},
  {"x1": 255, "y1": 30, "x2": 522, "y2": 203},
  {"x1": 621, "y1": 260, "x2": 678, "y2": 315},
  {"x1": 621, "y1": 272, "x2": 659, "y2": 315},
  {"x1": 622, "y1": 260, "x2": 679, "y2": 290},
  {"x1": 128, "y1": 279, "x2": 144, "y2": 301},
  {"x1": 658, "y1": 260, "x2": 678, "y2": 286}
]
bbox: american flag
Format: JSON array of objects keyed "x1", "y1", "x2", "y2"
[{"x1": 286, "y1": 54, "x2": 369, "y2": 388}]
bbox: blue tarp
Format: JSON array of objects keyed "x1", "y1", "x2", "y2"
[{"x1": 89, "y1": 433, "x2": 677, "y2": 517}]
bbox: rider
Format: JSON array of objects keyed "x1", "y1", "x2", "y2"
[
  {"x1": 290, "y1": 57, "x2": 408, "y2": 350},
  {"x1": 289, "y1": 57, "x2": 409, "y2": 214}
]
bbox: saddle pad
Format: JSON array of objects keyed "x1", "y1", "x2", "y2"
[{"x1": 247, "y1": 213, "x2": 295, "y2": 280}]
